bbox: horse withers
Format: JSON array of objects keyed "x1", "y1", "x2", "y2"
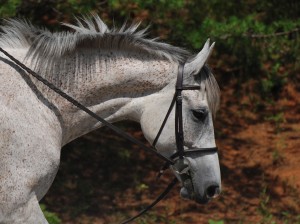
[{"x1": 0, "y1": 15, "x2": 221, "y2": 223}]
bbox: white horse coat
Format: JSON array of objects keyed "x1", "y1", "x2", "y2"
[{"x1": 0, "y1": 16, "x2": 220, "y2": 223}]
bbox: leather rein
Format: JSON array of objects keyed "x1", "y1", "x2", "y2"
[{"x1": 0, "y1": 47, "x2": 218, "y2": 223}]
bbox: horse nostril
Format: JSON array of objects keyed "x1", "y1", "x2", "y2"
[{"x1": 206, "y1": 185, "x2": 220, "y2": 199}]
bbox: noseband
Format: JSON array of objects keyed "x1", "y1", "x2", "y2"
[{"x1": 0, "y1": 47, "x2": 218, "y2": 223}]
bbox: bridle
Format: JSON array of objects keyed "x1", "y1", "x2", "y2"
[
  {"x1": 153, "y1": 63, "x2": 218, "y2": 158},
  {"x1": 151, "y1": 63, "x2": 218, "y2": 203},
  {"x1": 0, "y1": 47, "x2": 218, "y2": 223}
]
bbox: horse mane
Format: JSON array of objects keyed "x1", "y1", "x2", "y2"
[
  {"x1": 0, "y1": 15, "x2": 219, "y2": 115},
  {"x1": 0, "y1": 14, "x2": 189, "y2": 63}
]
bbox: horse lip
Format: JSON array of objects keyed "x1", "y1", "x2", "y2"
[
  {"x1": 194, "y1": 195, "x2": 211, "y2": 204},
  {"x1": 180, "y1": 187, "x2": 190, "y2": 199},
  {"x1": 180, "y1": 187, "x2": 211, "y2": 204}
]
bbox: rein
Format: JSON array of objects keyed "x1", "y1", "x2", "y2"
[
  {"x1": 0, "y1": 47, "x2": 218, "y2": 223},
  {"x1": 0, "y1": 47, "x2": 173, "y2": 164}
]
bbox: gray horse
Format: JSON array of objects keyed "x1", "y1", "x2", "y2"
[{"x1": 0, "y1": 15, "x2": 221, "y2": 223}]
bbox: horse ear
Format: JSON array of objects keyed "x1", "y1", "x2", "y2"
[{"x1": 184, "y1": 39, "x2": 215, "y2": 76}]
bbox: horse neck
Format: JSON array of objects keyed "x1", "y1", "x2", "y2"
[{"x1": 39, "y1": 50, "x2": 179, "y2": 145}]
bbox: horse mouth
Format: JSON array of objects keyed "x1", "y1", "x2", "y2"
[
  {"x1": 180, "y1": 187, "x2": 211, "y2": 204},
  {"x1": 180, "y1": 186, "x2": 220, "y2": 204},
  {"x1": 180, "y1": 186, "x2": 190, "y2": 199}
]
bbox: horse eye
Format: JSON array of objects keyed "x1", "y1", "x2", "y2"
[{"x1": 191, "y1": 108, "x2": 208, "y2": 121}]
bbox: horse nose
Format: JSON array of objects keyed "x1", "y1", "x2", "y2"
[{"x1": 205, "y1": 185, "x2": 220, "y2": 199}]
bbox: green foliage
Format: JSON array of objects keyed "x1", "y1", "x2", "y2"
[
  {"x1": 0, "y1": 0, "x2": 21, "y2": 17},
  {"x1": 136, "y1": 209, "x2": 177, "y2": 224},
  {"x1": 258, "y1": 184, "x2": 277, "y2": 224},
  {"x1": 109, "y1": 0, "x2": 184, "y2": 9},
  {"x1": 208, "y1": 219, "x2": 224, "y2": 224},
  {"x1": 265, "y1": 112, "x2": 286, "y2": 133},
  {"x1": 0, "y1": 1, "x2": 297, "y2": 121},
  {"x1": 198, "y1": 16, "x2": 300, "y2": 73},
  {"x1": 259, "y1": 63, "x2": 288, "y2": 102},
  {"x1": 106, "y1": 0, "x2": 300, "y2": 85},
  {"x1": 136, "y1": 183, "x2": 149, "y2": 192},
  {"x1": 281, "y1": 211, "x2": 300, "y2": 224},
  {"x1": 272, "y1": 149, "x2": 284, "y2": 166},
  {"x1": 0, "y1": 2, "x2": 299, "y2": 223},
  {"x1": 40, "y1": 204, "x2": 61, "y2": 224},
  {"x1": 66, "y1": 0, "x2": 97, "y2": 13}
]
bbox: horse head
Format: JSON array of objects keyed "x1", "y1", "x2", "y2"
[{"x1": 140, "y1": 40, "x2": 221, "y2": 204}]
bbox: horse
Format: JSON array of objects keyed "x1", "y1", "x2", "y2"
[{"x1": 0, "y1": 15, "x2": 221, "y2": 223}]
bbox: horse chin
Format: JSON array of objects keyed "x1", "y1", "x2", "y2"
[
  {"x1": 180, "y1": 187, "x2": 211, "y2": 204},
  {"x1": 180, "y1": 187, "x2": 190, "y2": 199},
  {"x1": 194, "y1": 196, "x2": 211, "y2": 204}
]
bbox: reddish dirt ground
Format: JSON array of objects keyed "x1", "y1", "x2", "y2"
[{"x1": 43, "y1": 74, "x2": 300, "y2": 224}]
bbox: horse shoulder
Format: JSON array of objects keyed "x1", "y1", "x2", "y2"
[{"x1": 0, "y1": 57, "x2": 63, "y2": 204}]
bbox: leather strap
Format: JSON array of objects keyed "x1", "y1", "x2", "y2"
[
  {"x1": 171, "y1": 147, "x2": 218, "y2": 159},
  {"x1": 175, "y1": 64, "x2": 185, "y2": 159},
  {"x1": 152, "y1": 94, "x2": 176, "y2": 147},
  {"x1": 0, "y1": 47, "x2": 219, "y2": 224},
  {"x1": 0, "y1": 47, "x2": 175, "y2": 165}
]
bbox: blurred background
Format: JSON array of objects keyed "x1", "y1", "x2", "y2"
[{"x1": 1, "y1": 0, "x2": 299, "y2": 223}]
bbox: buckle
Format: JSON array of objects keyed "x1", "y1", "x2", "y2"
[{"x1": 173, "y1": 158, "x2": 190, "y2": 175}]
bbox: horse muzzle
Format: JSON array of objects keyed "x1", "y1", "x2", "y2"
[
  {"x1": 173, "y1": 156, "x2": 221, "y2": 204},
  {"x1": 180, "y1": 182, "x2": 221, "y2": 204}
]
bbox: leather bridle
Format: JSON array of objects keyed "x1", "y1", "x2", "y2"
[
  {"x1": 150, "y1": 63, "x2": 218, "y2": 203},
  {"x1": 0, "y1": 47, "x2": 218, "y2": 224},
  {"x1": 153, "y1": 63, "x2": 218, "y2": 159}
]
